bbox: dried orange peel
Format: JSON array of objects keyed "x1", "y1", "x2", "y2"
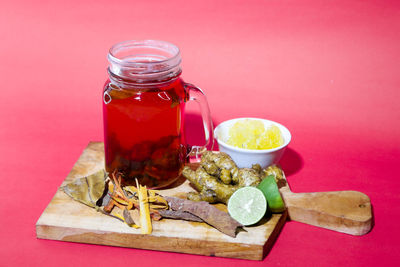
[
  {"x1": 136, "y1": 179, "x2": 152, "y2": 234},
  {"x1": 105, "y1": 171, "x2": 169, "y2": 234}
]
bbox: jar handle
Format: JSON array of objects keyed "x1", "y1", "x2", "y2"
[{"x1": 184, "y1": 83, "x2": 214, "y2": 159}]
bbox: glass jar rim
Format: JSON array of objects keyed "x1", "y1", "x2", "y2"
[{"x1": 108, "y1": 40, "x2": 181, "y2": 74}]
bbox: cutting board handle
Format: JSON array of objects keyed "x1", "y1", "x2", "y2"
[{"x1": 280, "y1": 190, "x2": 372, "y2": 235}]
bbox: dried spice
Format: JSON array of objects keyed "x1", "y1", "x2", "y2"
[
  {"x1": 123, "y1": 209, "x2": 137, "y2": 226},
  {"x1": 102, "y1": 171, "x2": 169, "y2": 232},
  {"x1": 62, "y1": 169, "x2": 107, "y2": 208},
  {"x1": 157, "y1": 210, "x2": 203, "y2": 222},
  {"x1": 136, "y1": 180, "x2": 152, "y2": 234},
  {"x1": 62, "y1": 169, "x2": 244, "y2": 237},
  {"x1": 164, "y1": 196, "x2": 242, "y2": 237}
]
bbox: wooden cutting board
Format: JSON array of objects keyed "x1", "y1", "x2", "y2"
[
  {"x1": 36, "y1": 142, "x2": 287, "y2": 260},
  {"x1": 279, "y1": 178, "x2": 372, "y2": 236},
  {"x1": 36, "y1": 142, "x2": 372, "y2": 260}
]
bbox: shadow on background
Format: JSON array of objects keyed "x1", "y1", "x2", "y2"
[{"x1": 279, "y1": 148, "x2": 304, "y2": 176}]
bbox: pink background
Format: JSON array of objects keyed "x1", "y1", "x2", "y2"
[{"x1": 1, "y1": 0, "x2": 399, "y2": 266}]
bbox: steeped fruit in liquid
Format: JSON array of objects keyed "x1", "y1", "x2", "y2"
[{"x1": 103, "y1": 78, "x2": 189, "y2": 188}]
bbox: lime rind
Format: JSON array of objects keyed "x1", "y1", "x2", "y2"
[
  {"x1": 227, "y1": 187, "x2": 267, "y2": 226},
  {"x1": 257, "y1": 175, "x2": 285, "y2": 213}
]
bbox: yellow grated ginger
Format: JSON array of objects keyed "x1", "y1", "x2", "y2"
[{"x1": 227, "y1": 119, "x2": 284, "y2": 150}]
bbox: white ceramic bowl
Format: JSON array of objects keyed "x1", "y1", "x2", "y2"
[{"x1": 214, "y1": 118, "x2": 291, "y2": 168}]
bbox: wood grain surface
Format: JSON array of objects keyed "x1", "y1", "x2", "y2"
[
  {"x1": 279, "y1": 173, "x2": 372, "y2": 235},
  {"x1": 36, "y1": 142, "x2": 287, "y2": 260}
]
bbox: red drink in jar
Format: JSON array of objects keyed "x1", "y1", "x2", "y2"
[{"x1": 103, "y1": 40, "x2": 213, "y2": 188}]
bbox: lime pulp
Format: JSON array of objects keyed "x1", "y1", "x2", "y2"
[{"x1": 227, "y1": 186, "x2": 267, "y2": 226}]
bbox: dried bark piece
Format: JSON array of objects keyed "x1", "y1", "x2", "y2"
[
  {"x1": 158, "y1": 210, "x2": 203, "y2": 222},
  {"x1": 164, "y1": 196, "x2": 242, "y2": 237},
  {"x1": 123, "y1": 209, "x2": 136, "y2": 226},
  {"x1": 103, "y1": 197, "x2": 116, "y2": 213}
]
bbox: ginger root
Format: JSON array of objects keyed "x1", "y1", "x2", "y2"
[{"x1": 182, "y1": 151, "x2": 262, "y2": 204}]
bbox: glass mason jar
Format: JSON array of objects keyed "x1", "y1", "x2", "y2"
[{"x1": 103, "y1": 40, "x2": 213, "y2": 188}]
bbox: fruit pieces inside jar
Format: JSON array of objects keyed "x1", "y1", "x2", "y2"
[
  {"x1": 103, "y1": 79, "x2": 188, "y2": 188},
  {"x1": 227, "y1": 119, "x2": 284, "y2": 150},
  {"x1": 106, "y1": 135, "x2": 187, "y2": 188}
]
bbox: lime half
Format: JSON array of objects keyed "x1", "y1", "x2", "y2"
[
  {"x1": 227, "y1": 187, "x2": 267, "y2": 226},
  {"x1": 257, "y1": 175, "x2": 285, "y2": 213}
]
